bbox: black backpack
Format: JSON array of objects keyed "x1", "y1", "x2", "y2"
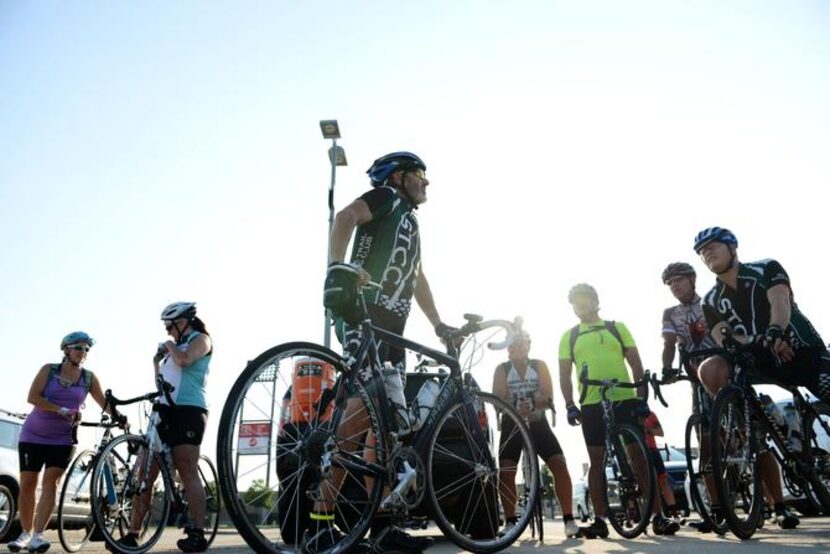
[{"x1": 568, "y1": 320, "x2": 626, "y2": 362}]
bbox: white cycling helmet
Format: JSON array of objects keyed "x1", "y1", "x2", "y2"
[
  {"x1": 510, "y1": 329, "x2": 531, "y2": 345},
  {"x1": 160, "y1": 302, "x2": 197, "y2": 321}
]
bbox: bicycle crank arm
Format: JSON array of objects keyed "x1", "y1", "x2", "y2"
[{"x1": 380, "y1": 461, "x2": 417, "y2": 510}]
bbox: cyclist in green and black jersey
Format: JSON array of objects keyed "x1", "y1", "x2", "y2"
[
  {"x1": 316, "y1": 152, "x2": 451, "y2": 553},
  {"x1": 695, "y1": 226, "x2": 830, "y2": 529}
]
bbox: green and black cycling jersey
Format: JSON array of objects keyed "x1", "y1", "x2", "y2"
[
  {"x1": 701, "y1": 259, "x2": 824, "y2": 350},
  {"x1": 350, "y1": 185, "x2": 421, "y2": 322}
]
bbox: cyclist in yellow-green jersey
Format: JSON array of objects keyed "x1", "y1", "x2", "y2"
[{"x1": 558, "y1": 283, "x2": 679, "y2": 537}]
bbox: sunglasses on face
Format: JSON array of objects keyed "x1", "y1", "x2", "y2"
[
  {"x1": 406, "y1": 169, "x2": 427, "y2": 180},
  {"x1": 165, "y1": 323, "x2": 174, "y2": 331},
  {"x1": 69, "y1": 345, "x2": 90, "y2": 353}
]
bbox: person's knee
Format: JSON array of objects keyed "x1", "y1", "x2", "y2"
[{"x1": 698, "y1": 357, "x2": 729, "y2": 395}]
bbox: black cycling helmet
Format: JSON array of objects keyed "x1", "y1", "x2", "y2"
[
  {"x1": 662, "y1": 262, "x2": 696, "y2": 284},
  {"x1": 693, "y1": 227, "x2": 738, "y2": 254},
  {"x1": 568, "y1": 283, "x2": 598, "y2": 304},
  {"x1": 366, "y1": 152, "x2": 426, "y2": 186}
]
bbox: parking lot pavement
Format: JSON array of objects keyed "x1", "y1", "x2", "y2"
[{"x1": 28, "y1": 516, "x2": 830, "y2": 553}]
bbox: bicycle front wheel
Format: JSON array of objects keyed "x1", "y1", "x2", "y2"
[
  {"x1": 684, "y1": 414, "x2": 727, "y2": 535},
  {"x1": 217, "y1": 342, "x2": 384, "y2": 554},
  {"x1": 198, "y1": 455, "x2": 221, "y2": 547},
  {"x1": 427, "y1": 389, "x2": 539, "y2": 553},
  {"x1": 801, "y1": 401, "x2": 830, "y2": 513},
  {"x1": 90, "y1": 434, "x2": 173, "y2": 554},
  {"x1": 604, "y1": 424, "x2": 654, "y2": 538},
  {"x1": 710, "y1": 386, "x2": 762, "y2": 540},
  {"x1": 58, "y1": 449, "x2": 97, "y2": 552}
]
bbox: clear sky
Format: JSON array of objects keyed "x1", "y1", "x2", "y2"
[{"x1": 2, "y1": 1, "x2": 829, "y2": 475}]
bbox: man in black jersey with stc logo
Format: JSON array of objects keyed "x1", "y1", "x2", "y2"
[
  {"x1": 313, "y1": 152, "x2": 452, "y2": 553},
  {"x1": 695, "y1": 226, "x2": 830, "y2": 529}
]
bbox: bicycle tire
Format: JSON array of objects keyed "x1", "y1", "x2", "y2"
[
  {"x1": 90, "y1": 433, "x2": 173, "y2": 554},
  {"x1": 197, "y1": 455, "x2": 221, "y2": 547},
  {"x1": 684, "y1": 414, "x2": 727, "y2": 535},
  {"x1": 604, "y1": 423, "x2": 654, "y2": 539},
  {"x1": 217, "y1": 342, "x2": 384, "y2": 554},
  {"x1": 710, "y1": 385, "x2": 762, "y2": 539},
  {"x1": 58, "y1": 449, "x2": 97, "y2": 552},
  {"x1": 426, "y1": 390, "x2": 539, "y2": 553},
  {"x1": 801, "y1": 401, "x2": 830, "y2": 514}
]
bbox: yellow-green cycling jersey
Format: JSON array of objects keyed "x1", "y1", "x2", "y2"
[{"x1": 558, "y1": 320, "x2": 637, "y2": 407}]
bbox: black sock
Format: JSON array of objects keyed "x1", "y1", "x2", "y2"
[
  {"x1": 774, "y1": 502, "x2": 786, "y2": 515},
  {"x1": 563, "y1": 514, "x2": 574, "y2": 522}
]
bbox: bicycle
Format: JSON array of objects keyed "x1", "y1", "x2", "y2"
[
  {"x1": 89, "y1": 375, "x2": 221, "y2": 553},
  {"x1": 707, "y1": 329, "x2": 830, "y2": 539},
  {"x1": 577, "y1": 365, "x2": 655, "y2": 538},
  {"x1": 57, "y1": 416, "x2": 127, "y2": 552},
  {"x1": 651, "y1": 349, "x2": 730, "y2": 536},
  {"x1": 217, "y1": 311, "x2": 540, "y2": 554}
]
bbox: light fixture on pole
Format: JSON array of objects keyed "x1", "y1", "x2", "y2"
[{"x1": 320, "y1": 120, "x2": 347, "y2": 348}]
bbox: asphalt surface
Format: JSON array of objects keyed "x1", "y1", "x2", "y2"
[{"x1": 17, "y1": 517, "x2": 830, "y2": 553}]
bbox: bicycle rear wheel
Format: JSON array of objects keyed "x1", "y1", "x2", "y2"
[
  {"x1": 90, "y1": 434, "x2": 173, "y2": 554},
  {"x1": 684, "y1": 414, "x2": 728, "y2": 534},
  {"x1": 426, "y1": 389, "x2": 539, "y2": 553},
  {"x1": 216, "y1": 342, "x2": 384, "y2": 554},
  {"x1": 710, "y1": 386, "x2": 762, "y2": 539},
  {"x1": 198, "y1": 455, "x2": 221, "y2": 546},
  {"x1": 604, "y1": 424, "x2": 654, "y2": 538},
  {"x1": 58, "y1": 449, "x2": 97, "y2": 552}
]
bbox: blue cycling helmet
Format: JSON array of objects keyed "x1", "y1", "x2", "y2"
[
  {"x1": 693, "y1": 227, "x2": 738, "y2": 253},
  {"x1": 61, "y1": 331, "x2": 95, "y2": 350},
  {"x1": 366, "y1": 152, "x2": 426, "y2": 186}
]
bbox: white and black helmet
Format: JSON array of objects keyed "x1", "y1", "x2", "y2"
[{"x1": 160, "y1": 301, "x2": 197, "y2": 322}]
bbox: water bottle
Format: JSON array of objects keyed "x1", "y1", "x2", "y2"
[
  {"x1": 411, "y1": 378, "x2": 440, "y2": 432},
  {"x1": 782, "y1": 402, "x2": 803, "y2": 452},
  {"x1": 381, "y1": 362, "x2": 411, "y2": 435},
  {"x1": 760, "y1": 393, "x2": 786, "y2": 429}
]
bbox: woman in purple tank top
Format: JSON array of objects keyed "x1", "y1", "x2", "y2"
[{"x1": 9, "y1": 332, "x2": 122, "y2": 554}]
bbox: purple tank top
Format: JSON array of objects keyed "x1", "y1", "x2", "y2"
[{"x1": 20, "y1": 366, "x2": 89, "y2": 446}]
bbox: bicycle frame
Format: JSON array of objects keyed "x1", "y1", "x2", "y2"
[{"x1": 320, "y1": 320, "x2": 495, "y2": 489}]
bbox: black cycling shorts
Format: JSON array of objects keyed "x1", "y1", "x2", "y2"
[
  {"x1": 499, "y1": 417, "x2": 563, "y2": 462},
  {"x1": 154, "y1": 404, "x2": 208, "y2": 447},
  {"x1": 337, "y1": 307, "x2": 407, "y2": 383},
  {"x1": 742, "y1": 347, "x2": 830, "y2": 403},
  {"x1": 18, "y1": 442, "x2": 74, "y2": 472},
  {"x1": 580, "y1": 399, "x2": 644, "y2": 448}
]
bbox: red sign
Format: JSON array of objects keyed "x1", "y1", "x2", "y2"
[{"x1": 238, "y1": 421, "x2": 272, "y2": 455}]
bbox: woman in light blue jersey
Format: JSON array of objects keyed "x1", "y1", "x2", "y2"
[
  {"x1": 156, "y1": 301, "x2": 212, "y2": 553},
  {"x1": 116, "y1": 302, "x2": 212, "y2": 553}
]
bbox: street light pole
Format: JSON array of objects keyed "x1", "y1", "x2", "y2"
[{"x1": 319, "y1": 120, "x2": 347, "y2": 348}]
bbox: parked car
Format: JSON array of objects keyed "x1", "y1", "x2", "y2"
[{"x1": 0, "y1": 413, "x2": 23, "y2": 542}]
